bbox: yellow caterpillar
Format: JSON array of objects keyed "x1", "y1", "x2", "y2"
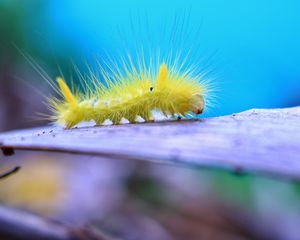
[{"x1": 48, "y1": 59, "x2": 210, "y2": 129}]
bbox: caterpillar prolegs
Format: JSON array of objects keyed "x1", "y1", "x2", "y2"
[{"x1": 49, "y1": 62, "x2": 208, "y2": 129}]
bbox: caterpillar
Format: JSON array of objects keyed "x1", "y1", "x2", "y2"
[{"x1": 48, "y1": 59, "x2": 210, "y2": 129}]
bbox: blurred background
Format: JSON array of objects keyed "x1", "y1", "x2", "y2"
[{"x1": 0, "y1": 0, "x2": 300, "y2": 239}]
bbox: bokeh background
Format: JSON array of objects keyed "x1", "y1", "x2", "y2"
[{"x1": 0, "y1": 1, "x2": 300, "y2": 240}]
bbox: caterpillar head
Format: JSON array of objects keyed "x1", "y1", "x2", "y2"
[{"x1": 190, "y1": 94, "x2": 205, "y2": 114}]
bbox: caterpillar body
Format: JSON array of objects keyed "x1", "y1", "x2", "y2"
[{"x1": 49, "y1": 61, "x2": 209, "y2": 129}]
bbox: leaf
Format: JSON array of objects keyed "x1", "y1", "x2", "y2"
[{"x1": 1, "y1": 107, "x2": 300, "y2": 181}]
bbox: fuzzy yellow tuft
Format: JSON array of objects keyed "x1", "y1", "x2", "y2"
[
  {"x1": 56, "y1": 77, "x2": 77, "y2": 109},
  {"x1": 157, "y1": 63, "x2": 168, "y2": 89},
  {"x1": 49, "y1": 61, "x2": 209, "y2": 129}
]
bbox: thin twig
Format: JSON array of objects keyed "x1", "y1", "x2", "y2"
[{"x1": 0, "y1": 166, "x2": 20, "y2": 179}]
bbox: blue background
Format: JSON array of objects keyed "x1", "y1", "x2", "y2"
[{"x1": 4, "y1": 0, "x2": 300, "y2": 117}]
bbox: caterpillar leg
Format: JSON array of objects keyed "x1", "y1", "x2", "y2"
[
  {"x1": 140, "y1": 111, "x2": 153, "y2": 122},
  {"x1": 111, "y1": 114, "x2": 122, "y2": 125},
  {"x1": 126, "y1": 115, "x2": 137, "y2": 124},
  {"x1": 94, "y1": 117, "x2": 105, "y2": 126}
]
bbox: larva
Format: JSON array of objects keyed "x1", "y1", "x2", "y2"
[{"x1": 48, "y1": 61, "x2": 209, "y2": 129}]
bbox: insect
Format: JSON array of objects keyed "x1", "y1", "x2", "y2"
[{"x1": 48, "y1": 58, "x2": 210, "y2": 129}]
